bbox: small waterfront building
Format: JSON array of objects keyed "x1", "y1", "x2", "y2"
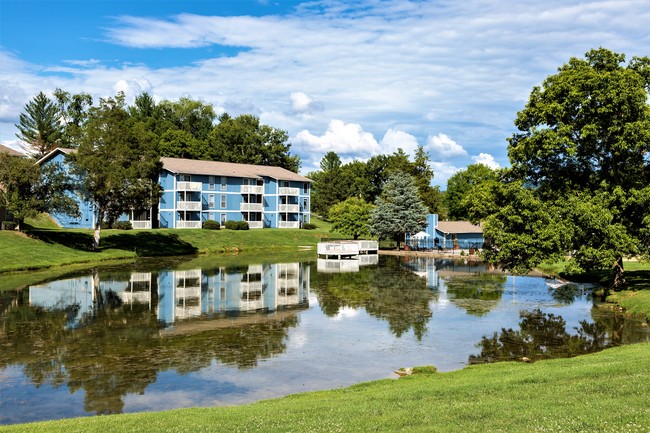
[
  {"x1": 408, "y1": 214, "x2": 484, "y2": 250},
  {"x1": 37, "y1": 148, "x2": 312, "y2": 229}
]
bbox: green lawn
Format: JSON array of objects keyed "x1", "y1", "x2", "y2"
[
  {"x1": 2, "y1": 343, "x2": 648, "y2": 433},
  {"x1": 0, "y1": 216, "x2": 338, "y2": 273}
]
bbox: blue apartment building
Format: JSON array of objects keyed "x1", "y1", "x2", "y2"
[{"x1": 38, "y1": 148, "x2": 312, "y2": 229}]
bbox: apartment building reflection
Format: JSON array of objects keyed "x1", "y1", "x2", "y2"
[{"x1": 27, "y1": 262, "x2": 310, "y2": 328}]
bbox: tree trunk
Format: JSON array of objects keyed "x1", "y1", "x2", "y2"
[{"x1": 611, "y1": 256, "x2": 626, "y2": 291}]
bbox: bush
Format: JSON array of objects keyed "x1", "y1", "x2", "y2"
[
  {"x1": 1, "y1": 221, "x2": 17, "y2": 230},
  {"x1": 302, "y1": 222, "x2": 317, "y2": 230},
  {"x1": 202, "y1": 220, "x2": 221, "y2": 230},
  {"x1": 225, "y1": 220, "x2": 249, "y2": 230},
  {"x1": 114, "y1": 221, "x2": 132, "y2": 230}
]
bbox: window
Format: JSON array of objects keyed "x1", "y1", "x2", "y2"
[
  {"x1": 208, "y1": 194, "x2": 215, "y2": 208},
  {"x1": 209, "y1": 176, "x2": 216, "y2": 190},
  {"x1": 179, "y1": 174, "x2": 191, "y2": 182},
  {"x1": 221, "y1": 176, "x2": 227, "y2": 191},
  {"x1": 303, "y1": 183, "x2": 309, "y2": 194},
  {"x1": 303, "y1": 198, "x2": 308, "y2": 211},
  {"x1": 220, "y1": 195, "x2": 227, "y2": 209}
]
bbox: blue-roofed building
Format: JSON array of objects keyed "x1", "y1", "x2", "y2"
[
  {"x1": 37, "y1": 148, "x2": 312, "y2": 229},
  {"x1": 408, "y1": 214, "x2": 484, "y2": 251}
]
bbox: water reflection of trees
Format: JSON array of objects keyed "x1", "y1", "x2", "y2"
[
  {"x1": 469, "y1": 309, "x2": 611, "y2": 364},
  {"x1": 442, "y1": 274, "x2": 506, "y2": 316},
  {"x1": 312, "y1": 260, "x2": 436, "y2": 339},
  {"x1": 0, "y1": 290, "x2": 298, "y2": 415}
]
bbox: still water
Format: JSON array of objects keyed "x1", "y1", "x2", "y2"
[{"x1": 1, "y1": 254, "x2": 648, "y2": 425}]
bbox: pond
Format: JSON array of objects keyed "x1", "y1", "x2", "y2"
[{"x1": 1, "y1": 254, "x2": 648, "y2": 425}]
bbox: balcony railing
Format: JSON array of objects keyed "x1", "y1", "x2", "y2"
[
  {"x1": 176, "y1": 221, "x2": 202, "y2": 229},
  {"x1": 131, "y1": 220, "x2": 152, "y2": 229},
  {"x1": 279, "y1": 204, "x2": 299, "y2": 213},
  {"x1": 177, "y1": 181, "x2": 202, "y2": 191},
  {"x1": 241, "y1": 185, "x2": 264, "y2": 194},
  {"x1": 178, "y1": 201, "x2": 202, "y2": 211},
  {"x1": 279, "y1": 187, "x2": 300, "y2": 196},
  {"x1": 247, "y1": 221, "x2": 264, "y2": 229},
  {"x1": 240, "y1": 203, "x2": 263, "y2": 212},
  {"x1": 279, "y1": 221, "x2": 300, "y2": 229},
  {"x1": 240, "y1": 281, "x2": 263, "y2": 292}
]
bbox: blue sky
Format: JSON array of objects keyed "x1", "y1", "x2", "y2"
[{"x1": 1, "y1": 0, "x2": 648, "y2": 187}]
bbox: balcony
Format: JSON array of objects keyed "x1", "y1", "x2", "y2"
[
  {"x1": 240, "y1": 203, "x2": 264, "y2": 212},
  {"x1": 176, "y1": 221, "x2": 202, "y2": 229},
  {"x1": 279, "y1": 204, "x2": 299, "y2": 213},
  {"x1": 177, "y1": 181, "x2": 202, "y2": 191},
  {"x1": 279, "y1": 221, "x2": 300, "y2": 229},
  {"x1": 131, "y1": 220, "x2": 152, "y2": 229},
  {"x1": 247, "y1": 221, "x2": 264, "y2": 229},
  {"x1": 240, "y1": 281, "x2": 263, "y2": 292},
  {"x1": 241, "y1": 185, "x2": 264, "y2": 194},
  {"x1": 177, "y1": 201, "x2": 202, "y2": 211},
  {"x1": 279, "y1": 187, "x2": 300, "y2": 196}
]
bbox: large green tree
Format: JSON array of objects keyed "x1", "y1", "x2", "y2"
[
  {"x1": 484, "y1": 48, "x2": 650, "y2": 289},
  {"x1": 328, "y1": 197, "x2": 374, "y2": 240},
  {"x1": 15, "y1": 92, "x2": 63, "y2": 158},
  {"x1": 53, "y1": 88, "x2": 93, "y2": 146},
  {"x1": 369, "y1": 172, "x2": 428, "y2": 250},
  {"x1": 207, "y1": 114, "x2": 300, "y2": 172},
  {"x1": 71, "y1": 93, "x2": 161, "y2": 247},
  {"x1": 0, "y1": 153, "x2": 78, "y2": 231},
  {"x1": 445, "y1": 163, "x2": 498, "y2": 220}
]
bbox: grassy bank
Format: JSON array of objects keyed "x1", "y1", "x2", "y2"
[
  {"x1": 2, "y1": 343, "x2": 648, "y2": 432},
  {"x1": 0, "y1": 216, "x2": 336, "y2": 273}
]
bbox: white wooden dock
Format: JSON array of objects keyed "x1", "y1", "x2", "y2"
[{"x1": 317, "y1": 240, "x2": 378, "y2": 259}]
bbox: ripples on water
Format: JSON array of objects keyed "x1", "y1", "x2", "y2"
[{"x1": 1, "y1": 254, "x2": 648, "y2": 425}]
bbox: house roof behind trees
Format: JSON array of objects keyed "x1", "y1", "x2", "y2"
[
  {"x1": 0, "y1": 144, "x2": 25, "y2": 157},
  {"x1": 437, "y1": 221, "x2": 483, "y2": 234},
  {"x1": 160, "y1": 157, "x2": 312, "y2": 183}
]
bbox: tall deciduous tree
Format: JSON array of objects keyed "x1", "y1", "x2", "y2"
[
  {"x1": 71, "y1": 93, "x2": 161, "y2": 247},
  {"x1": 0, "y1": 153, "x2": 78, "y2": 231},
  {"x1": 328, "y1": 197, "x2": 374, "y2": 240},
  {"x1": 53, "y1": 89, "x2": 93, "y2": 146},
  {"x1": 486, "y1": 48, "x2": 650, "y2": 289},
  {"x1": 369, "y1": 173, "x2": 428, "y2": 250},
  {"x1": 15, "y1": 92, "x2": 63, "y2": 158},
  {"x1": 207, "y1": 114, "x2": 300, "y2": 172},
  {"x1": 445, "y1": 163, "x2": 498, "y2": 220}
]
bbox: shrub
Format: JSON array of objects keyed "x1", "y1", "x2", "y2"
[
  {"x1": 225, "y1": 220, "x2": 249, "y2": 230},
  {"x1": 114, "y1": 221, "x2": 132, "y2": 230},
  {"x1": 1, "y1": 221, "x2": 17, "y2": 230},
  {"x1": 202, "y1": 220, "x2": 221, "y2": 230},
  {"x1": 302, "y1": 222, "x2": 317, "y2": 230}
]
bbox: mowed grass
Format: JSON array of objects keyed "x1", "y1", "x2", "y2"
[
  {"x1": 2, "y1": 343, "x2": 649, "y2": 433},
  {"x1": 0, "y1": 216, "x2": 336, "y2": 273}
]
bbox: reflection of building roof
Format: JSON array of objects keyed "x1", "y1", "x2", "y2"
[
  {"x1": 437, "y1": 221, "x2": 483, "y2": 234},
  {"x1": 0, "y1": 144, "x2": 24, "y2": 157},
  {"x1": 161, "y1": 157, "x2": 312, "y2": 183}
]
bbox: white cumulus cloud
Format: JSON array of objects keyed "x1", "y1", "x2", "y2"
[
  {"x1": 290, "y1": 91, "x2": 323, "y2": 113},
  {"x1": 472, "y1": 153, "x2": 501, "y2": 169},
  {"x1": 379, "y1": 128, "x2": 419, "y2": 156},
  {"x1": 426, "y1": 133, "x2": 468, "y2": 159},
  {"x1": 293, "y1": 119, "x2": 380, "y2": 157}
]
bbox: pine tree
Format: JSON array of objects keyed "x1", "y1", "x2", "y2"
[{"x1": 15, "y1": 92, "x2": 63, "y2": 158}]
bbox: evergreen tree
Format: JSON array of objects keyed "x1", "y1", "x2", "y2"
[
  {"x1": 15, "y1": 92, "x2": 63, "y2": 158},
  {"x1": 369, "y1": 173, "x2": 428, "y2": 249}
]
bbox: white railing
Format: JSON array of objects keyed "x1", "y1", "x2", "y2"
[
  {"x1": 240, "y1": 203, "x2": 263, "y2": 212},
  {"x1": 317, "y1": 258, "x2": 360, "y2": 273},
  {"x1": 356, "y1": 240, "x2": 379, "y2": 252},
  {"x1": 177, "y1": 269, "x2": 202, "y2": 279},
  {"x1": 247, "y1": 221, "x2": 264, "y2": 229},
  {"x1": 279, "y1": 187, "x2": 300, "y2": 196},
  {"x1": 241, "y1": 185, "x2": 264, "y2": 194},
  {"x1": 240, "y1": 281, "x2": 263, "y2": 292},
  {"x1": 130, "y1": 272, "x2": 152, "y2": 282},
  {"x1": 121, "y1": 291, "x2": 151, "y2": 304},
  {"x1": 177, "y1": 201, "x2": 202, "y2": 211},
  {"x1": 279, "y1": 204, "x2": 299, "y2": 213},
  {"x1": 278, "y1": 221, "x2": 300, "y2": 229},
  {"x1": 131, "y1": 220, "x2": 152, "y2": 229},
  {"x1": 317, "y1": 242, "x2": 360, "y2": 256},
  {"x1": 358, "y1": 254, "x2": 379, "y2": 266},
  {"x1": 176, "y1": 221, "x2": 202, "y2": 229},
  {"x1": 176, "y1": 286, "x2": 201, "y2": 298},
  {"x1": 177, "y1": 181, "x2": 202, "y2": 191}
]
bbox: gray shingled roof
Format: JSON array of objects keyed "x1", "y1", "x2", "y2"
[
  {"x1": 437, "y1": 220, "x2": 483, "y2": 234},
  {"x1": 0, "y1": 144, "x2": 24, "y2": 157},
  {"x1": 161, "y1": 157, "x2": 312, "y2": 183}
]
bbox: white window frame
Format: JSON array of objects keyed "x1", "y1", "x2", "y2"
[
  {"x1": 209, "y1": 176, "x2": 216, "y2": 190},
  {"x1": 208, "y1": 194, "x2": 215, "y2": 208},
  {"x1": 221, "y1": 176, "x2": 227, "y2": 191},
  {"x1": 220, "y1": 194, "x2": 227, "y2": 209}
]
